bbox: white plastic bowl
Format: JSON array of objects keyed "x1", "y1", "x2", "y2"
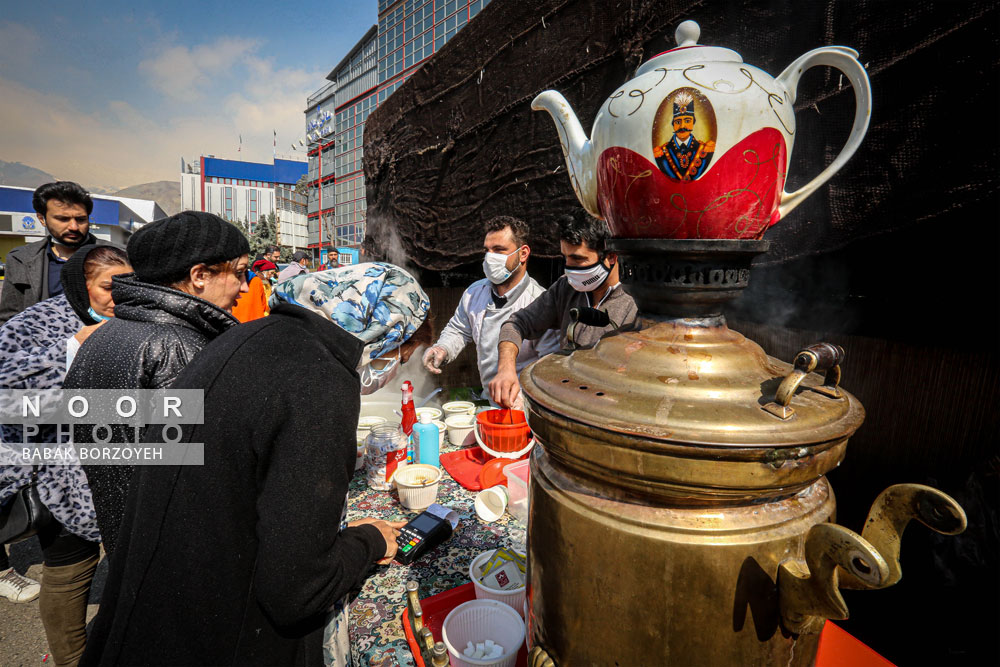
[
  {"x1": 415, "y1": 406, "x2": 442, "y2": 422},
  {"x1": 469, "y1": 550, "x2": 527, "y2": 617},
  {"x1": 394, "y1": 464, "x2": 443, "y2": 511},
  {"x1": 445, "y1": 413, "x2": 477, "y2": 447},
  {"x1": 442, "y1": 599, "x2": 525, "y2": 667},
  {"x1": 443, "y1": 400, "x2": 476, "y2": 416}
]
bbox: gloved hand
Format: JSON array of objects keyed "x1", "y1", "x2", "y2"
[{"x1": 422, "y1": 345, "x2": 447, "y2": 374}]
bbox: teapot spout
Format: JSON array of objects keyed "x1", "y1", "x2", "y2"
[{"x1": 531, "y1": 90, "x2": 600, "y2": 217}]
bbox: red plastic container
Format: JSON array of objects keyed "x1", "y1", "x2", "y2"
[
  {"x1": 475, "y1": 409, "x2": 530, "y2": 456},
  {"x1": 401, "y1": 588, "x2": 887, "y2": 667},
  {"x1": 402, "y1": 583, "x2": 528, "y2": 667}
]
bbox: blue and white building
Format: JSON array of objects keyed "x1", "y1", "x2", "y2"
[
  {"x1": 180, "y1": 155, "x2": 309, "y2": 249},
  {"x1": 0, "y1": 185, "x2": 165, "y2": 263}
]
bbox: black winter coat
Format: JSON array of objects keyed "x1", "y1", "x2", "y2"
[
  {"x1": 64, "y1": 272, "x2": 238, "y2": 553},
  {"x1": 80, "y1": 303, "x2": 385, "y2": 666},
  {"x1": 0, "y1": 233, "x2": 105, "y2": 325}
]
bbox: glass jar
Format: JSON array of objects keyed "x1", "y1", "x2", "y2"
[{"x1": 364, "y1": 422, "x2": 407, "y2": 491}]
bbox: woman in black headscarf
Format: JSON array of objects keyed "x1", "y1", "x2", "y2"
[
  {"x1": 0, "y1": 244, "x2": 131, "y2": 666},
  {"x1": 63, "y1": 211, "x2": 249, "y2": 558}
]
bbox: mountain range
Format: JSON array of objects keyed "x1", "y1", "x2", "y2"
[{"x1": 0, "y1": 160, "x2": 181, "y2": 216}]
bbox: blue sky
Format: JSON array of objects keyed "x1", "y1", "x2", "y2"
[{"x1": 0, "y1": 1, "x2": 376, "y2": 190}]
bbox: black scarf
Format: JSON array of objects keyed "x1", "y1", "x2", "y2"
[{"x1": 61, "y1": 244, "x2": 101, "y2": 325}]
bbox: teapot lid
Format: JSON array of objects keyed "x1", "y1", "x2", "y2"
[{"x1": 635, "y1": 20, "x2": 742, "y2": 77}]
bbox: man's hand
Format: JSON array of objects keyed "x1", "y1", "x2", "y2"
[
  {"x1": 349, "y1": 518, "x2": 408, "y2": 564},
  {"x1": 489, "y1": 341, "x2": 522, "y2": 407},
  {"x1": 488, "y1": 367, "x2": 521, "y2": 408},
  {"x1": 422, "y1": 345, "x2": 447, "y2": 375},
  {"x1": 74, "y1": 321, "x2": 106, "y2": 344}
]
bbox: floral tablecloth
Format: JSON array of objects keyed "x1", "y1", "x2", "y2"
[{"x1": 344, "y1": 436, "x2": 526, "y2": 667}]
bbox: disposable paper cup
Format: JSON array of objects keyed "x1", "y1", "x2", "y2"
[
  {"x1": 443, "y1": 400, "x2": 476, "y2": 416},
  {"x1": 415, "y1": 407, "x2": 442, "y2": 421},
  {"x1": 445, "y1": 414, "x2": 477, "y2": 447},
  {"x1": 442, "y1": 599, "x2": 525, "y2": 667},
  {"x1": 394, "y1": 464, "x2": 443, "y2": 511},
  {"x1": 469, "y1": 550, "x2": 527, "y2": 617},
  {"x1": 474, "y1": 486, "x2": 509, "y2": 523}
]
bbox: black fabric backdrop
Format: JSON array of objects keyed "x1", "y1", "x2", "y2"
[
  {"x1": 363, "y1": 1, "x2": 999, "y2": 664},
  {"x1": 364, "y1": 0, "x2": 997, "y2": 272}
]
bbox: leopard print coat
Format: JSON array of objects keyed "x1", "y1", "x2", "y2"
[{"x1": 0, "y1": 294, "x2": 100, "y2": 542}]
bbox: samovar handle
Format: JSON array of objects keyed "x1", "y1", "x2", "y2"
[
  {"x1": 529, "y1": 646, "x2": 556, "y2": 667},
  {"x1": 839, "y1": 483, "x2": 967, "y2": 589},
  {"x1": 778, "y1": 485, "x2": 967, "y2": 634},
  {"x1": 763, "y1": 342, "x2": 845, "y2": 419},
  {"x1": 777, "y1": 523, "x2": 889, "y2": 634}
]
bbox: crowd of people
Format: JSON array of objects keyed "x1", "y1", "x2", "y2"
[{"x1": 0, "y1": 181, "x2": 637, "y2": 666}]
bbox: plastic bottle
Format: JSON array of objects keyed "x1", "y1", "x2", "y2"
[
  {"x1": 412, "y1": 412, "x2": 440, "y2": 468},
  {"x1": 401, "y1": 381, "x2": 416, "y2": 435},
  {"x1": 400, "y1": 381, "x2": 417, "y2": 462}
]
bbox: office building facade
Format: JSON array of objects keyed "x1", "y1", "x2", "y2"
[
  {"x1": 304, "y1": 0, "x2": 490, "y2": 263},
  {"x1": 181, "y1": 156, "x2": 309, "y2": 249}
]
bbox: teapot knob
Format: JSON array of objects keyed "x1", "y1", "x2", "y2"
[{"x1": 675, "y1": 20, "x2": 700, "y2": 47}]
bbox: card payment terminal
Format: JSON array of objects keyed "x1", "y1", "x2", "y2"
[{"x1": 395, "y1": 510, "x2": 453, "y2": 564}]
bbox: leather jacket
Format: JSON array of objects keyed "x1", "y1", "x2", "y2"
[
  {"x1": 64, "y1": 272, "x2": 239, "y2": 391},
  {"x1": 64, "y1": 272, "x2": 239, "y2": 554}
]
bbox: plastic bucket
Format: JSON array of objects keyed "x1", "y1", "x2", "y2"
[
  {"x1": 474, "y1": 410, "x2": 532, "y2": 459},
  {"x1": 469, "y1": 550, "x2": 526, "y2": 617},
  {"x1": 442, "y1": 599, "x2": 525, "y2": 667}
]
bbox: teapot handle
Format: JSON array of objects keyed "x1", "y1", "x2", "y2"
[{"x1": 775, "y1": 47, "x2": 872, "y2": 220}]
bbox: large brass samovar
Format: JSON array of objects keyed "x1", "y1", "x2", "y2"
[
  {"x1": 523, "y1": 22, "x2": 967, "y2": 666},
  {"x1": 521, "y1": 241, "x2": 967, "y2": 665}
]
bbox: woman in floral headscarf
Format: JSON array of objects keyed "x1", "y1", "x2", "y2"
[
  {"x1": 81, "y1": 263, "x2": 431, "y2": 667},
  {"x1": 271, "y1": 262, "x2": 433, "y2": 394}
]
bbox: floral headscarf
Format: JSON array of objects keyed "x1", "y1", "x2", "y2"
[{"x1": 270, "y1": 262, "x2": 430, "y2": 365}]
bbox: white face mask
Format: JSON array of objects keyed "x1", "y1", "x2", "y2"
[
  {"x1": 565, "y1": 258, "x2": 612, "y2": 292},
  {"x1": 359, "y1": 347, "x2": 400, "y2": 395},
  {"x1": 482, "y1": 247, "x2": 523, "y2": 285}
]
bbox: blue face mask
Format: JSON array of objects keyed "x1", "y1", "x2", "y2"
[{"x1": 87, "y1": 307, "x2": 110, "y2": 323}]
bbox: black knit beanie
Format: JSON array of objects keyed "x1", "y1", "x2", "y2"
[
  {"x1": 63, "y1": 244, "x2": 102, "y2": 325},
  {"x1": 127, "y1": 211, "x2": 250, "y2": 285}
]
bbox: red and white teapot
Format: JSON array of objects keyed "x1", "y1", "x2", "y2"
[{"x1": 532, "y1": 20, "x2": 871, "y2": 239}]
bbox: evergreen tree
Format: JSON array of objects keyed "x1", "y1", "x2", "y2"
[{"x1": 229, "y1": 213, "x2": 282, "y2": 260}]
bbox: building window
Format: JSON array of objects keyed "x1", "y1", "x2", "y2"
[
  {"x1": 250, "y1": 189, "x2": 258, "y2": 223},
  {"x1": 225, "y1": 187, "x2": 233, "y2": 220},
  {"x1": 339, "y1": 253, "x2": 353, "y2": 265}
]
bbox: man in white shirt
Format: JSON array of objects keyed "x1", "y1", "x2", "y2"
[{"x1": 422, "y1": 216, "x2": 559, "y2": 398}]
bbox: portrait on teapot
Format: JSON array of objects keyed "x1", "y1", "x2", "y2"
[
  {"x1": 651, "y1": 88, "x2": 717, "y2": 182},
  {"x1": 532, "y1": 20, "x2": 871, "y2": 241}
]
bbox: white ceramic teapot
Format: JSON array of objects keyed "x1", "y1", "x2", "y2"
[{"x1": 532, "y1": 20, "x2": 871, "y2": 239}]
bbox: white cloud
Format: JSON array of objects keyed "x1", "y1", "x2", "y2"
[
  {"x1": 138, "y1": 37, "x2": 260, "y2": 98},
  {"x1": 0, "y1": 34, "x2": 325, "y2": 190}
]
